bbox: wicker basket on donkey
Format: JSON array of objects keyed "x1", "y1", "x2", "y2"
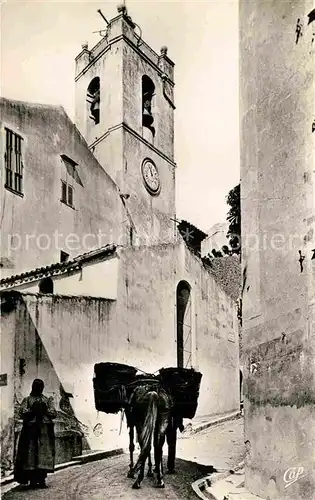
[
  {"x1": 159, "y1": 367, "x2": 202, "y2": 419},
  {"x1": 93, "y1": 362, "x2": 137, "y2": 414}
]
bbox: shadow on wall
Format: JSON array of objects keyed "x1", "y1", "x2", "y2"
[{"x1": 0, "y1": 291, "x2": 87, "y2": 476}]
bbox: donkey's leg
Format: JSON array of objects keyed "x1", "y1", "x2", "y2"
[
  {"x1": 132, "y1": 461, "x2": 145, "y2": 489},
  {"x1": 154, "y1": 433, "x2": 166, "y2": 488},
  {"x1": 132, "y1": 426, "x2": 146, "y2": 489},
  {"x1": 147, "y1": 450, "x2": 154, "y2": 477},
  {"x1": 132, "y1": 435, "x2": 146, "y2": 489},
  {"x1": 166, "y1": 418, "x2": 177, "y2": 474},
  {"x1": 127, "y1": 426, "x2": 135, "y2": 478},
  {"x1": 131, "y1": 390, "x2": 158, "y2": 489},
  {"x1": 154, "y1": 416, "x2": 168, "y2": 488}
]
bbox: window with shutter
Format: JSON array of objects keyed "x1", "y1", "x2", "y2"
[{"x1": 4, "y1": 128, "x2": 24, "y2": 195}]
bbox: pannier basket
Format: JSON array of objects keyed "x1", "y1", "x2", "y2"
[
  {"x1": 93, "y1": 362, "x2": 137, "y2": 414},
  {"x1": 159, "y1": 367, "x2": 202, "y2": 419}
]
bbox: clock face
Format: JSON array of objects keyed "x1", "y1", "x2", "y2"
[{"x1": 141, "y1": 159, "x2": 161, "y2": 195}]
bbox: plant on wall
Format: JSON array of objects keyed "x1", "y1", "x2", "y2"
[{"x1": 226, "y1": 183, "x2": 241, "y2": 255}]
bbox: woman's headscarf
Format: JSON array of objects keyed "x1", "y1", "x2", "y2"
[{"x1": 30, "y1": 379, "x2": 44, "y2": 397}]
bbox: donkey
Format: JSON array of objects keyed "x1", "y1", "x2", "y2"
[
  {"x1": 125, "y1": 377, "x2": 185, "y2": 480},
  {"x1": 126, "y1": 381, "x2": 173, "y2": 489},
  {"x1": 125, "y1": 402, "x2": 153, "y2": 478},
  {"x1": 126, "y1": 407, "x2": 184, "y2": 478},
  {"x1": 125, "y1": 377, "x2": 157, "y2": 479}
]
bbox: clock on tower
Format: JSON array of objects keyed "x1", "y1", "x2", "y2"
[{"x1": 141, "y1": 159, "x2": 161, "y2": 195}]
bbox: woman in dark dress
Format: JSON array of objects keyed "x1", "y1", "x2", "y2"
[{"x1": 14, "y1": 379, "x2": 57, "y2": 488}]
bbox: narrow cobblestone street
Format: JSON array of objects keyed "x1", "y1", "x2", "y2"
[{"x1": 2, "y1": 417, "x2": 244, "y2": 500}]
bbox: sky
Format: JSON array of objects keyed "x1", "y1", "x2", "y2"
[{"x1": 0, "y1": 0, "x2": 239, "y2": 233}]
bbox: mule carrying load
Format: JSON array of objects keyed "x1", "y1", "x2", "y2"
[
  {"x1": 159, "y1": 367, "x2": 202, "y2": 420},
  {"x1": 93, "y1": 362, "x2": 202, "y2": 489},
  {"x1": 93, "y1": 362, "x2": 202, "y2": 420}
]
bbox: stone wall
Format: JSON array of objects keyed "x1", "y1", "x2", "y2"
[
  {"x1": 0, "y1": 292, "x2": 129, "y2": 474},
  {"x1": 240, "y1": 0, "x2": 315, "y2": 498},
  {"x1": 116, "y1": 242, "x2": 240, "y2": 417},
  {"x1": 0, "y1": 293, "x2": 15, "y2": 476}
]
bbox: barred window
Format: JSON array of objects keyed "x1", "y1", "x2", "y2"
[{"x1": 4, "y1": 128, "x2": 23, "y2": 195}]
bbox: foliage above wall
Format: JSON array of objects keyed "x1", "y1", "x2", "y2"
[{"x1": 226, "y1": 183, "x2": 241, "y2": 255}]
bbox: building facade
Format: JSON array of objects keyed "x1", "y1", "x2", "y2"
[
  {"x1": 1, "y1": 240, "x2": 240, "y2": 471},
  {"x1": 240, "y1": 1, "x2": 315, "y2": 498},
  {"x1": 1, "y1": 6, "x2": 241, "y2": 476},
  {"x1": 0, "y1": 99, "x2": 125, "y2": 278}
]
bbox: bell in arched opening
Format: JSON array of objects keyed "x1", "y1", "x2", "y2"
[
  {"x1": 87, "y1": 77, "x2": 100, "y2": 124},
  {"x1": 142, "y1": 75, "x2": 155, "y2": 131}
]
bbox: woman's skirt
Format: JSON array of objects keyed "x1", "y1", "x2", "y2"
[{"x1": 14, "y1": 422, "x2": 55, "y2": 484}]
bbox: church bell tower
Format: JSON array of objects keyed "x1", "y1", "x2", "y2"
[{"x1": 74, "y1": 5, "x2": 176, "y2": 246}]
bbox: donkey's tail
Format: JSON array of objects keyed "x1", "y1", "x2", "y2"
[{"x1": 134, "y1": 391, "x2": 158, "y2": 470}]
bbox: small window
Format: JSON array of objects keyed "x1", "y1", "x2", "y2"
[
  {"x1": 68, "y1": 185, "x2": 73, "y2": 207},
  {"x1": 308, "y1": 9, "x2": 315, "y2": 25},
  {"x1": 61, "y1": 181, "x2": 67, "y2": 203},
  {"x1": 39, "y1": 277, "x2": 54, "y2": 294},
  {"x1": 61, "y1": 154, "x2": 76, "y2": 177},
  {"x1": 60, "y1": 180, "x2": 74, "y2": 208},
  {"x1": 4, "y1": 128, "x2": 24, "y2": 195},
  {"x1": 60, "y1": 155, "x2": 76, "y2": 208},
  {"x1": 60, "y1": 251, "x2": 69, "y2": 263}
]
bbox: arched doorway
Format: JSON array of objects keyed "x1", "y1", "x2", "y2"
[{"x1": 176, "y1": 281, "x2": 192, "y2": 368}]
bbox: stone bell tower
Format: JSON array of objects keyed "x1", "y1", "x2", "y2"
[{"x1": 74, "y1": 5, "x2": 177, "y2": 246}]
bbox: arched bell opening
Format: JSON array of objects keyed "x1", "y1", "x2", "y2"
[
  {"x1": 87, "y1": 77, "x2": 100, "y2": 125},
  {"x1": 142, "y1": 75, "x2": 155, "y2": 137}
]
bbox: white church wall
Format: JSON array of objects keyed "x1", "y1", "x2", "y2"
[
  {"x1": 2, "y1": 293, "x2": 129, "y2": 461},
  {"x1": 115, "y1": 242, "x2": 240, "y2": 419},
  {"x1": 0, "y1": 256, "x2": 119, "y2": 300}
]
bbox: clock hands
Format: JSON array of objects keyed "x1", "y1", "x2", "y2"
[{"x1": 142, "y1": 160, "x2": 160, "y2": 194}]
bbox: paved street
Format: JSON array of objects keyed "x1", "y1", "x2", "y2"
[
  {"x1": 177, "y1": 416, "x2": 245, "y2": 470},
  {"x1": 3, "y1": 417, "x2": 245, "y2": 500}
]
